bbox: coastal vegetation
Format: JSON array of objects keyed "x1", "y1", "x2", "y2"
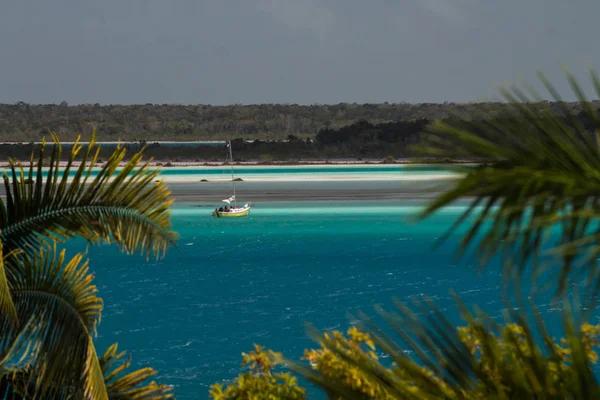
[
  {"x1": 2, "y1": 106, "x2": 600, "y2": 163},
  {"x1": 211, "y1": 71, "x2": 600, "y2": 399},
  {"x1": 0, "y1": 101, "x2": 549, "y2": 142},
  {"x1": 0, "y1": 134, "x2": 177, "y2": 398}
]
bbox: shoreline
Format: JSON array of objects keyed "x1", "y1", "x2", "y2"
[
  {"x1": 0, "y1": 172, "x2": 462, "y2": 184},
  {"x1": 160, "y1": 173, "x2": 461, "y2": 183},
  {"x1": 0, "y1": 176, "x2": 457, "y2": 202},
  {"x1": 141, "y1": 179, "x2": 456, "y2": 203},
  {"x1": 0, "y1": 159, "x2": 480, "y2": 169},
  {"x1": 0, "y1": 161, "x2": 465, "y2": 184},
  {"x1": 0, "y1": 174, "x2": 462, "y2": 185}
]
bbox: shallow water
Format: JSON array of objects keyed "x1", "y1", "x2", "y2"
[{"x1": 1, "y1": 164, "x2": 467, "y2": 180}]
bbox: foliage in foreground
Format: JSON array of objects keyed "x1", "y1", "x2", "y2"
[
  {"x1": 216, "y1": 69, "x2": 600, "y2": 399},
  {"x1": 209, "y1": 345, "x2": 305, "y2": 400},
  {"x1": 100, "y1": 343, "x2": 174, "y2": 399},
  {"x1": 0, "y1": 132, "x2": 177, "y2": 398},
  {"x1": 415, "y1": 70, "x2": 600, "y2": 300},
  {"x1": 214, "y1": 299, "x2": 600, "y2": 400}
]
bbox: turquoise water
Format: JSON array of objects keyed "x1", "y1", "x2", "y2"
[
  {"x1": 151, "y1": 165, "x2": 470, "y2": 175},
  {"x1": 65, "y1": 200, "x2": 582, "y2": 399},
  {"x1": 2, "y1": 164, "x2": 468, "y2": 179}
]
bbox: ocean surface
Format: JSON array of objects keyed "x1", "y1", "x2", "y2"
[{"x1": 60, "y1": 196, "x2": 590, "y2": 399}]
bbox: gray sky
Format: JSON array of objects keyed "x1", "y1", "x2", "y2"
[{"x1": 1, "y1": 1, "x2": 598, "y2": 105}]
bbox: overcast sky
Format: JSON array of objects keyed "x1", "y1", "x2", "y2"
[{"x1": 0, "y1": 1, "x2": 598, "y2": 105}]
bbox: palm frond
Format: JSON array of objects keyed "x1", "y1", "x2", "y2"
[
  {"x1": 287, "y1": 293, "x2": 600, "y2": 399},
  {"x1": 0, "y1": 131, "x2": 178, "y2": 262},
  {"x1": 99, "y1": 343, "x2": 174, "y2": 400},
  {"x1": 413, "y1": 70, "x2": 600, "y2": 297},
  {"x1": 0, "y1": 246, "x2": 107, "y2": 399},
  {"x1": 0, "y1": 243, "x2": 17, "y2": 325},
  {"x1": 0, "y1": 308, "x2": 59, "y2": 399}
]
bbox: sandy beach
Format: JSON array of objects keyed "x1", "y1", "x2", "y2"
[
  {"x1": 160, "y1": 173, "x2": 461, "y2": 183},
  {"x1": 164, "y1": 179, "x2": 455, "y2": 203},
  {"x1": 0, "y1": 175, "x2": 457, "y2": 203}
]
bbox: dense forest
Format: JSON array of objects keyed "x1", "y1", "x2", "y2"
[
  {"x1": 0, "y1": 101, "x2": 598, "y2": 162},
  {"x1": 0, "y1": 105, "x2": 597, "y2": 163},
  {"x1": 1, "y1": 101, "x2": 597, "y2": 142}
]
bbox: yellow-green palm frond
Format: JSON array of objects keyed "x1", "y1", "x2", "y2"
[
  {"x1": 0, "y1": 246, "x2": 107, "y2": 399},
  {"x1": 0, "y1": 131, "x2": 178, "y2": 262},
  {"x1": 100, "y1": 343, "x2": 174, "y2": 400},
  {"x1": 0, "y1": 243, "x2": 18, "y2": 325},
  {"x1": 413, "y1": 70, "x2": 600, "y2": 296},
  {"x1": 288, "y1": 294, "x2": 600, "y2": 399},
  {"x1": 6, "y1": 244, "x2": 103, "y2": 334}
]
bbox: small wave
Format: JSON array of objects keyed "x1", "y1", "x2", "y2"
[{"x1": 169, "y1": 340, "x2": 196, "y2": 350}]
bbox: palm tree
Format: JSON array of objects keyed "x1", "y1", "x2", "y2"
[
  {"x1": 416, "y1": 71, "x2": 600, "y2": 300},
  {"x1": 278, "y1": 70, "x2": 600, "y2": 399},
  {"x1": 0, "y1": 133, "x2": 177, "y2": 399}
]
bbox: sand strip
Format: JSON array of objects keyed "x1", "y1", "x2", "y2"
[
  {"x1": 160, "y1": 173, "x2": 461, "y2": 183},
  {"x1": 162, "y1": 179, "x2": 455, "y2": 202},
  {"x1": 0, "y1": 179, "x2": 456, "y2": 203}
]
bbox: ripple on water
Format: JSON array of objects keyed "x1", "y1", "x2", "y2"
[{"x1": 79, "y1": 202, "x2": 571, "y2": 399}]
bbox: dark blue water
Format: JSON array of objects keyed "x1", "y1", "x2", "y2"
[{"x1": 71, "y1": 200, "x2": 583, "y2": 399}]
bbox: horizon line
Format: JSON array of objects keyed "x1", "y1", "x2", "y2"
[{"x1": 2, "y1": 99, "x2": 571, "y2": 108}]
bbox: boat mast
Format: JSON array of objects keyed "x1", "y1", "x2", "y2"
[{"x1": 228, "y1": 140, "x2": 237, "y2": 207}]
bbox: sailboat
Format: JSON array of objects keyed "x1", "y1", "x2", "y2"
[{"x1": 212, "y1": 140, "x2": 252, "y2": 218}]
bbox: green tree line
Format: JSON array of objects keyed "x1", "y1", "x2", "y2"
[
  {"x1": 0, "y1": 100, "x2": 597, "y2": 142},
  {"x1": 2, "y1": 107, "x2": 600, "y2": 163}
]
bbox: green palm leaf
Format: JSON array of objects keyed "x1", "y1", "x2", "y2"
[
  {"x1": 0, "y1": 131, "x2": 178, "y2": 262},
  {"x1": 0, "y1": 246, "x2": 107, "y2": 399},
  {"x1": 0, "y1": 244, "x2": 18, "y2": 325},
  {"x1": 99, "y1": 343, "x2": 173, "y2": 399},
  {"x1": 413, "y1": 70, "x2": 600, "y2": 297}
]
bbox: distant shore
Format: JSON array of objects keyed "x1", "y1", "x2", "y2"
[
  {"x1": 153, "y1": 159, "x2": 478, "y2": 167},
  {"x1": 0, "y1": 159, "x2": 480, "y2": 169},
  {"x1": 166, "y1": 180, "x2": 454, "y2": 203},
  {"x1": 0, "y1": 159, "x2": 463, "y2": 201},
  {"x1": 0, "y1": 159, "x2": 467, "y2": 184},
  {"x1": 162, "y1": 174, "x2": 461, "y2": 184}
]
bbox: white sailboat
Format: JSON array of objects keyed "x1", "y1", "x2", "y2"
[{"x1": 212, "y1": 140, "x2": 252, "y2": 218}]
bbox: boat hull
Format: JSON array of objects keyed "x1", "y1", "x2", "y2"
[{"x1": 212, "y1": 207, "x2": 251, "y2": 218}]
